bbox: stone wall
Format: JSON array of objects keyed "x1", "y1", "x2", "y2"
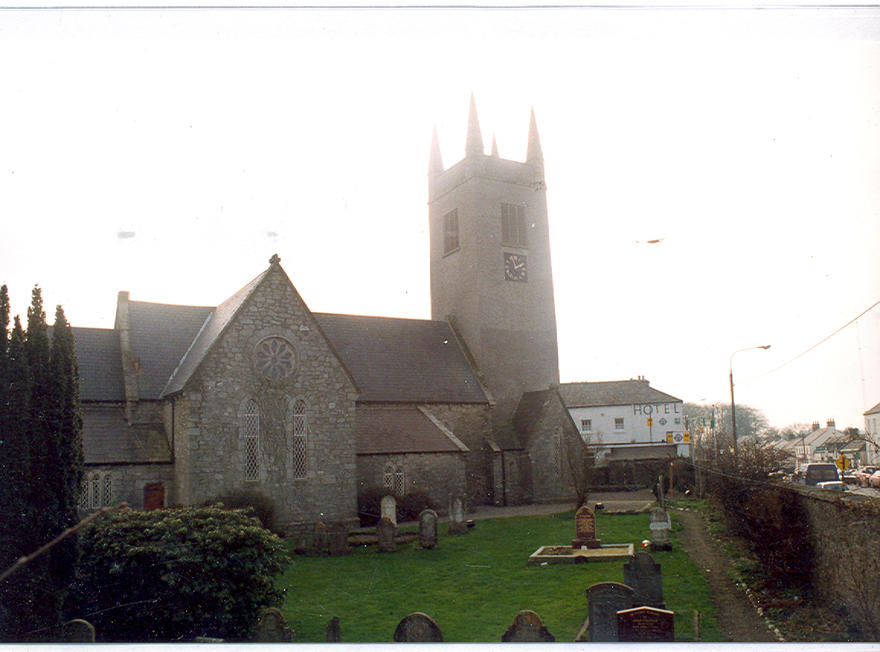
[
  {"x1": 170, "y1": 264, "x2": 359, "y2": 532},
  {"x1": 81, "y1": 463, "x2": 175, "y2": 511},
  {"x1": 791, "y1": 485, "x2": 880, "y2": 638},
  {"x1": 356, "y1": 452, "x2": 467, "y2": 509},
  {"x1": 421, "y1": 403, "x2": 494, "y2": 504},
  {"x1": 528, "y1": 394, "x2": 578, "y2": 503}
]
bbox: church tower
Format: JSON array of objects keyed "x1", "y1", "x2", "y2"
[{"x1": 428, "y1": 96, "x2": 560, "y2": 429}]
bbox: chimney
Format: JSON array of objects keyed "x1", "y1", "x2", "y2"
[
  {"x1": 812, "y1": 422, "x2": 820, "y2": 431},
  {"x1": 827, "y1": 419, "x2": 835, "y2": 429}
]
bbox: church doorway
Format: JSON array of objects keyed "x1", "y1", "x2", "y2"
[{"x1": 143, "y1": 483, "x2": 165, "y2": 510}]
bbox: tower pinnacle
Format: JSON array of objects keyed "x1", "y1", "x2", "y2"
[
  {"x1": 429, "y1": 125, "x2": 444, "y2": 176},
  {"x1": 465, "y1": 93, "x2": 484, "y2": 157},
  {"x1": 526, "y1": 106, "x2": 543, "y2": 163}
]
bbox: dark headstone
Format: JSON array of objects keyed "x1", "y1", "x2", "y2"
[
  {"x1": 313, "y1": 521, "x2": 329, "y2": 554},
  {"x1": 649, "y1": 506, "x2": 672, "y2": 551},
  {"x1": 617, "y1": 606, "x2": 675, "y2": 642},
  {"x1": 623, "y1": 552, "x2": 665, "y2": 608},
  {"x1": 448, "y1": 496, "x2": 467, "y2": 535},
  {"x1": 572, "y1": 505, "x2": 601, "y2": 549},
  {"x1": 501, "y1": 610, "x2": 555, "y2": 642},
  {"x1": 62, "y1": 619, "x2": 95, "y2": 642},
  {"x1": 418, "y1": 508, "x2": 438, "y2": 549},
  {"x1": 586, "y1": 582, "x2": 635, "y2": 642},
  {"x1": 393, "y1": 612, "x2": 443, "y2": 642},
  {"x1": 381, "y1": 495, "x2": 397, "y2": 526},
  {"x1": 326, "y1": 616, "x2": 341, "y2": 642},
  {"x1": 328, "y1": 525, "x2": 349, "y2": 556},
  {"x1": 254, "y1": 607, "x2": 294, "y2": 642},
  {"x1": 377, "y1": 517, "x2": 396, "y2": 552}
]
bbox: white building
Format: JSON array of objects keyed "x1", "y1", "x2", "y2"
[
  {"x1": 557, "y1": 378, "x2": 689, "y2": 465},
  {"x1": 863, "y1": 402, "x2": 880, "y2": 465}
]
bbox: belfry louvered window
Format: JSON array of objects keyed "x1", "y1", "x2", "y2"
[
  {"x1": 292, "y1": 399, "x2": 308, "y2": 479},
  {"x1": 501, "y1": 203, "x2": 528, "y2": 247},
  {"x1": 443, "y1": 209, "x2": 459, "y2": 254},
  {"x1": 242, "y1": 399, "x2": 260, "y2": 482}
]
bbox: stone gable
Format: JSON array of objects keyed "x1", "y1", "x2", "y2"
[{"x1": 172, "y1": 264, "x2": 359, "y2": 531}]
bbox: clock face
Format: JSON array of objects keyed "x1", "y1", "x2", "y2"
[{"x1": 504, "y1": 253, "x2": 527, "y2": 282}]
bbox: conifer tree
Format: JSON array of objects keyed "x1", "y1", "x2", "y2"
[
  {"x1": 22, "y1": 286, "x2": 64, "y2": 638},
  {"x1": 46, "y1": 305, "x2": 84, "y2": 591},
  {"x1": 0, "y1": 314, "x2": 35, "y2": 639}
]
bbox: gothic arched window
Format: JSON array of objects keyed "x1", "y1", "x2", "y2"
[
  {"x1": 241, "y1": 399, "x2": 260, "y2": 482},
  {"x1": 291, "y1": 399, "x2": 308, "y2": 479},
  {"x1": 382, "y1": 462, "x2": 405, "y2": 496}
]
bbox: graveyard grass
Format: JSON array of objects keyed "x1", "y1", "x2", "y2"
[{"x1": 277, "y1": 510, "x2": 722, "y2": 642}]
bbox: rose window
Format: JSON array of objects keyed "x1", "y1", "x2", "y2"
[{"x1": 254, "y1": 337, "x2": 295, "y2": 380}]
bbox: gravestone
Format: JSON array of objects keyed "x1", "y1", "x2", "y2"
[
  {"x1": 381, "y1": 495, "x2": 397, "y2": 526},
  {"x1": 393, "y1": 612, "x2": 443, "y2": 642},
  {"x1": 617, "y1": 606, "x2": 674, "y2": 642},
  {"x1": 448, "y1": 495, "x2": 467, "y2": 535},
  {"x1": 377, "y1": 517, "x2": 396, "y2": 552},
  {"x1": 254, "y1": 607, "x2": 294, "y2": 642},
  {"x1": 572, "y1": 505, "x2": 601, "y2": 549},
  {"x1": 328, "y1": 527, "x2": 349, "y2": 556},
  {"x1": 326, "y1": 616, "x2": 341, "y2": 642},
  {"x1": 623, "y1": 552, "x2": 665, "y2": 608},
  {"x1": 62, "y1": 619, "x2": 95, "y2": 642},
  {"x1": 313, "y1": 521, "x2": 329, "y2": 554},
  {"x1": 418, "y1": 508, "x2": 438, "y2": 549},
  {"x1": 501, "y1": 610, "x2": 555, "y2": 642},
  {"x1": 649, "y1": 506, "x2": 672, "y2": 551},
  {"x1": 585, "y1": 582, "x2": 634, "y2": 642}
]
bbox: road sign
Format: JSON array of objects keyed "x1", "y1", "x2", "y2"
[
  {"x1": 647, "y1": 417, "x2": 653, "y2": 427},
  {"x1": 836, "y1": 455, "x2": 850, "y2": 471}
]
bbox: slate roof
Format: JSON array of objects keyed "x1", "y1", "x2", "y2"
[
  {"x1": 127, "y1": 300, "x2": 214, "y2": 399},
  {"x1": 314, "y1": 313, "x2": 488, "y2": 404},
  {"x1": 71, "y1": 327, "x2": 125, "y2": 401},
  {"x1": 82, "y1": 405, "x2": 171, "y2": 464},
  {"x1": 161, "y1": 271, "x2": 266, "y2": 397},
  {"x1": 558, "y1": 380, "x2": 681, "y2": 408},
  {"x1": 355, "y1": 405, "x2": 469, "y2": 454},
  {"x1": 864, "y1": 401, "x2": 880, "y2": 416}
]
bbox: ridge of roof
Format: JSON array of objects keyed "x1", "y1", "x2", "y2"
[
  {"x1": 160, "y1": 269, "x2": 268, "y2": 397},
  {"x1": 558, "y1": 379, "x2": 681, "y2": 408}
]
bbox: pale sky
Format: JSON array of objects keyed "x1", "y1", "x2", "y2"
[{"x1": 1, "y1": 4, "x2": 878, "y2": 431}]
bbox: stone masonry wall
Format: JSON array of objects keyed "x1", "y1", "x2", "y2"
[
  {"x1": 81, "y1": 463, "x2": 175, "y2": 512},
  {"x1": 356, "y1": 452, "x2": 467, "y2": 512},
  {"x1": 529, "y1": 395, "x2": 578, "y2": 503},
  {"x1": 171, "y1": 265, "x2": 359, "y2": 532},
  {"x1": 422, "y1": 403, "x2": 493, "y2": 505},
  {"x1": 793, "y1": 486, "x2": 880, "y2": 638}
]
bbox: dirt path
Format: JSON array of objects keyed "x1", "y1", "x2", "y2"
[{"x1": 676, "y1": 508, "x2": 777, "y2": 642}]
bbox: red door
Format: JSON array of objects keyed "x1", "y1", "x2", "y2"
[{"x1": 143, "y1": 483, "x2": 165, "y2": 511}]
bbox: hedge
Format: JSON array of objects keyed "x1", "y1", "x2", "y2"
[{"x1": 67, "y1": 505, "x2": 289, "y2": 641}]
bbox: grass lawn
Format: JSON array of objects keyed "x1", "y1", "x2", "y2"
[{"x1": 278, "y1": 509, "x2": 721, "y2": 642}]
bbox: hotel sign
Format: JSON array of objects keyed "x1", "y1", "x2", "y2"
[{"x1": 633, "y1": 403, "x2": 681, "y2": 416}]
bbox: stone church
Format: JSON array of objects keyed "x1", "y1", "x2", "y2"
[{"x1": 73, "y1": 98, "x2": 585, "y2": 533}]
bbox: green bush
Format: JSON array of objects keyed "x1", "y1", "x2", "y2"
[
  {"x1": 67, "y1": 505, "x2": 289, "y2": 641},
  {"x1": 202, "y1": 488, "x2": 279, "y2": 534}
]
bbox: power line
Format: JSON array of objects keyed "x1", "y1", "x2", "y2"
[{"x1": 742, "y1": 296, "x2": 880, "y2": 384}]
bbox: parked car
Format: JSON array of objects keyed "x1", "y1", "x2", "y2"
[
  {"x1": 842, "y1": 470, "x2": 859, "y2": 485},
  {"x1": 856, "y1": 466, "x2": 878, "y2": 487},
  {"x1": 869, "y1": 470, "x2": 880, "y2": 489},
  {"x1": 817, "y1": 480, "x2": 846, "y2": 491},
  {"x1": 801, "y1": 463, "x2": 840, "y2": 486}
]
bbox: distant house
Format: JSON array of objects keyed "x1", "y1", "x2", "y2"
[
  {"x1": 863, "y1": 401, "x2": 880, "y2": 465},
  {"x1": 557, "y1": 378, "x2": 688, "y2": 470},
  {"x1": 796, "y1": 420, "x2": 849, "y2": 465}
]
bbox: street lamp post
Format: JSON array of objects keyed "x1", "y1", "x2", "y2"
[{"x1": 729, "y1": 345, "x2": 771, "y2": 458}]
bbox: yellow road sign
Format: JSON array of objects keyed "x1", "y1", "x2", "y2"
[{"x1": 836, "y1": 455, "x2": 850, "y2": 471}]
